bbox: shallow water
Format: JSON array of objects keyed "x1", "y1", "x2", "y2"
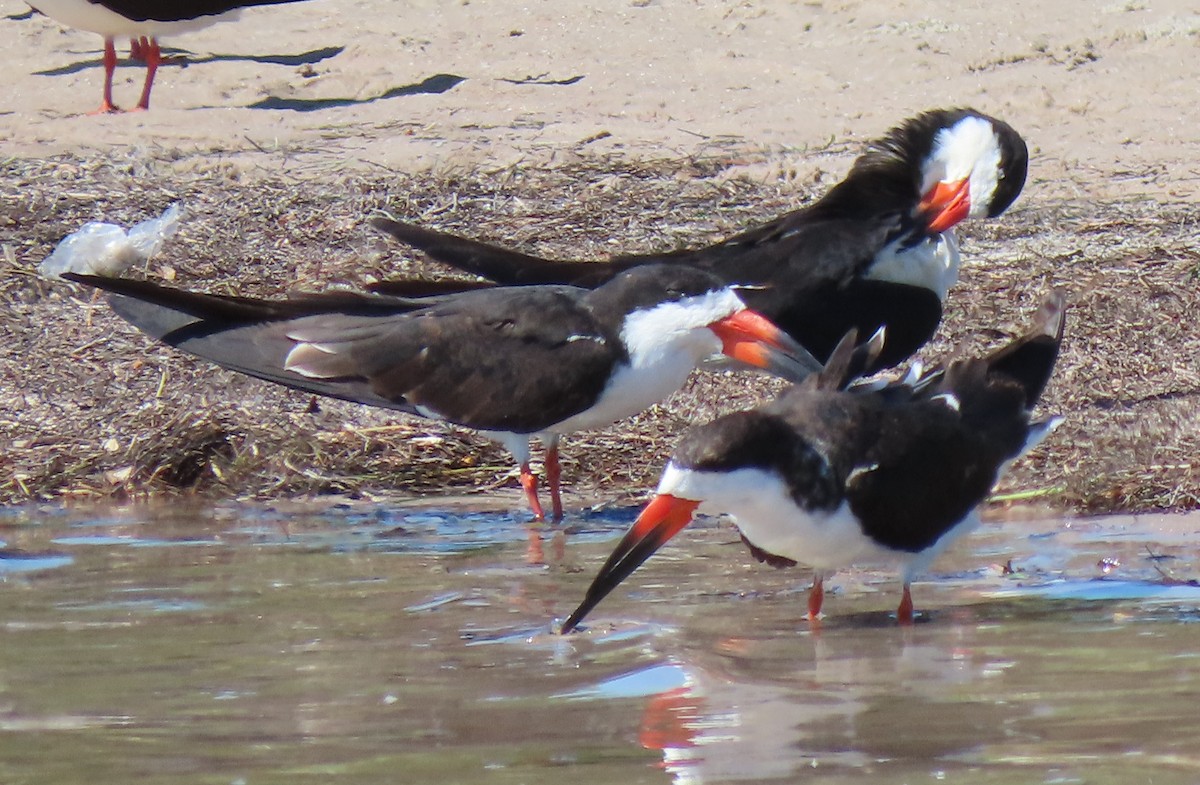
[{"x1": 2, "y1": 500, "x2": 1199, "y2": 784}]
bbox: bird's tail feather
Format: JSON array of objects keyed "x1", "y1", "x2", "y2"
[
  {"x1": 985, "y1": 290, "x2": 1067, "y2": 407},
  {"x1": 62, "y1": 273, "x2": 419, "y2": 414},
  {"x1": 807, "y1": 326, "x2": 886, "y2": 392},
  {"x1": 369, "y1": 216, "x2": 603, "y2": 286}
]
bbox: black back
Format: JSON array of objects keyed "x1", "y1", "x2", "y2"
[
  {"x1": 674, "y1": 292, "x2": 1065, "y2": 553},
  {"x1": 64, "y1": 273, "x2": 623, "y2": 433},
  {"x1": 370, "y1": 108, "x2": 1027, "y2": 371},
  {"x1": 90, "y1": 0, "x2": 310, "y2": 23},
  {"x1": 63, "y1": 265, "x2": 746, "y2": 436}
]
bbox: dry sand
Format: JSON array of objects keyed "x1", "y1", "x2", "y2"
[
  {"x1": 1, "y1": 0, "x2": 1199, "y2": 512},
  {"x1": 4, "y1": 0, "x2": 1200, "y2": 196}
]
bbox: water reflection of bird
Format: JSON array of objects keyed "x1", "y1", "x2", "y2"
[
  {"x1": 64, "y1": 265, "x2": 818, "y2": 521},
  {"x1": 28, "y1": 0, "x2": 311, "y2": 112},
  {"x1": 561, "y1": 292, "x2": 1066, "y2": 629},
  {"x1": 622, "y1": 626, "x2": 1012, "y2": 783},
  {"x1": 369, "y1": 108, "x2": 1028, "y2": 373}
]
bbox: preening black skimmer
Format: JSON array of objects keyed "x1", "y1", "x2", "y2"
[{"x1": 370, "y1": 107, "x2": 1028, "y2": 373}]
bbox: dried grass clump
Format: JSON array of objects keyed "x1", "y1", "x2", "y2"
[{"x1": 2, "y1": 150, "x2": 1198, "y2": 512}]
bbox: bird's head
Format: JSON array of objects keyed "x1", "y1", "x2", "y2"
[
  {"x1": 558, "y1": 410, "x2": 832, "y2": 633},
  {"x1": 598, "y1": 265, "x2": 821, "y2": 381},
  {"x1": 914, "y1": 109, "x2": 1028, "y2": 233}
]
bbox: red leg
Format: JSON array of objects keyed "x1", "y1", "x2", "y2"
[
  {"x1": 88, "y1": 37, "x2": 121, "y2": 114},
  {"x1": 807, "y1": 574, "x2": 825, "y2": 621},
  {"x1": 519, "y1": 462, "x2": 546, "y2": 522},
  {"x1": 133, "y1": 37, "x2": 160, "y2": 110},
  {"x1": 545, "y1": 440, "x2": 563, "y2": 522},
  {"x1": 129, "y1": 37, "x2": 144, "y2": 61},
  {"x1": 897, "y1": 583, "x2": 914, "y2": 625}
]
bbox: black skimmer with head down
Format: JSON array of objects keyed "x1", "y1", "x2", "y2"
[
  {"x1": 560, "y1": 291, "x2": 1066, "y2": 630},
  {"x1": 30, "y1": 0, "x2": 310, "y2": 112},
  {"x1": 369, "y1": 107, "x2": 1029, "y2": 373},
  {"x1": 63, "y1": 266, "x2": 820, "y2": 521}
]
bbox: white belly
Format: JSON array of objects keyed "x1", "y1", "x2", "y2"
[
  {"x1": 736, "y1": 502, "x2": 895, "y2": 572},
  {"x1": 550, "y1": 351, "x2": 700, "y2": 435},
  {"x1": 33, "y1": 0, "x2": 240, "y2": 37},
  {"x1": 738, "y1": 495, "x2": 980, "y2": 582}
]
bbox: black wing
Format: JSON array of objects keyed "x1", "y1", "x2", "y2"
[
  {"x1": 66, "y1": 274, "x2": 619, "y2": 433},
  {"x1": 677, "y1": 212, "x2": 936, "y2": 369},
  {"x1": 369, "y1": 217, "x2": 605, "y2": 286},
  {"x1": 370, "y1": 210, "x2": 933, "y2": 369},
  {"x1": 281, "y1": 286, "x2": 621, "y2": 432}
]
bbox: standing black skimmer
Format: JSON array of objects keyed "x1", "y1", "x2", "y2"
[
  {"x1": 369, "y1": 108, "x2": 1028, "y2": 373},
  {"x1": 62, "y1": 266, "x2": 819, "y2": 521},
  {"x1": 30, "y1": 0, "x2": 309, "y2": 112},
  {"x1": 560, "y1": 291, "x2": 1066, "y2": 630}
]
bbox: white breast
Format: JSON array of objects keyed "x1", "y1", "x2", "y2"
[
  {"x1": 549, "y1": 340, "x2": 713, "y2": 434},
  {"x1": 550, "y1": 288, "x2": 738, "y2": 434},
  {"x1": 658, "y1": 464, "x2": 895, "y2": 572},
  {"x1": 864, "y1": 229, "x2": 961, "y2": 300}
]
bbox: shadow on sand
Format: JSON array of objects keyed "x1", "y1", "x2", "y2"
[
  {"x1": 33, "y1": 45, "x2": 346, "y2": 76},
  {"x1": 245, "y1": 73, "x2": 466, "y2": 112}
]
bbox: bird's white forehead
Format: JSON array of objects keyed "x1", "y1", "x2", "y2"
[{"x1": 921, "y1": 115, "x2": 1002, "y2": 192}]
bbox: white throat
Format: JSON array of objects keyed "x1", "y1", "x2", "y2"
[{"x1": 618, "y1": 288, "x2": 745, "y2": 367}]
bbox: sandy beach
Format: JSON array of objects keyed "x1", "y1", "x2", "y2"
[
  {"x1": 2, "y1": 0, "x2": 1198, "y2": 511},
  {"x1": 4, "y1": 0, "x2": 1198, "y2": 195}
]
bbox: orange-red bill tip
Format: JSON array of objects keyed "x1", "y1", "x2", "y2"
[
  {"x1": 710, "y1": 309, "x2": 821, "y2": 382},
  {"x1": 627, "y1": 493, "x2": 701, "y2": 544},
  {"x1": 560, "y1": 494, "x2": 700, "y2": 633}
]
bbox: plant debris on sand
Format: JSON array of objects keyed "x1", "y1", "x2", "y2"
[{"x1": 2, "y1": 150, "x2": 1198, "y2": 513}]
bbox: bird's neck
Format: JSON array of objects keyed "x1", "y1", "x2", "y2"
[{"x1": 862, "y1": 229, "x2": 960, "y2": 299}]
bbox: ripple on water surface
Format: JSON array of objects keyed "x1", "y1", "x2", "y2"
[{"x1": 0, "y1": 503, "x2": 1198, "y2": 784}]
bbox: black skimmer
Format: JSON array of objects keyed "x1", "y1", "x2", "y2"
[
  {"x1": 30, "y1": 0, "x2": 310, "y2": 112},
  {"x1": 560, "y1": 291, "x2": 1066, "y2": 630},
  {"x1": 369, "y1": 108, "x2": 1028, "y2": 373},
  {"x1": 62, "y1": 266, "x2": 820, "y2": 521}
]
